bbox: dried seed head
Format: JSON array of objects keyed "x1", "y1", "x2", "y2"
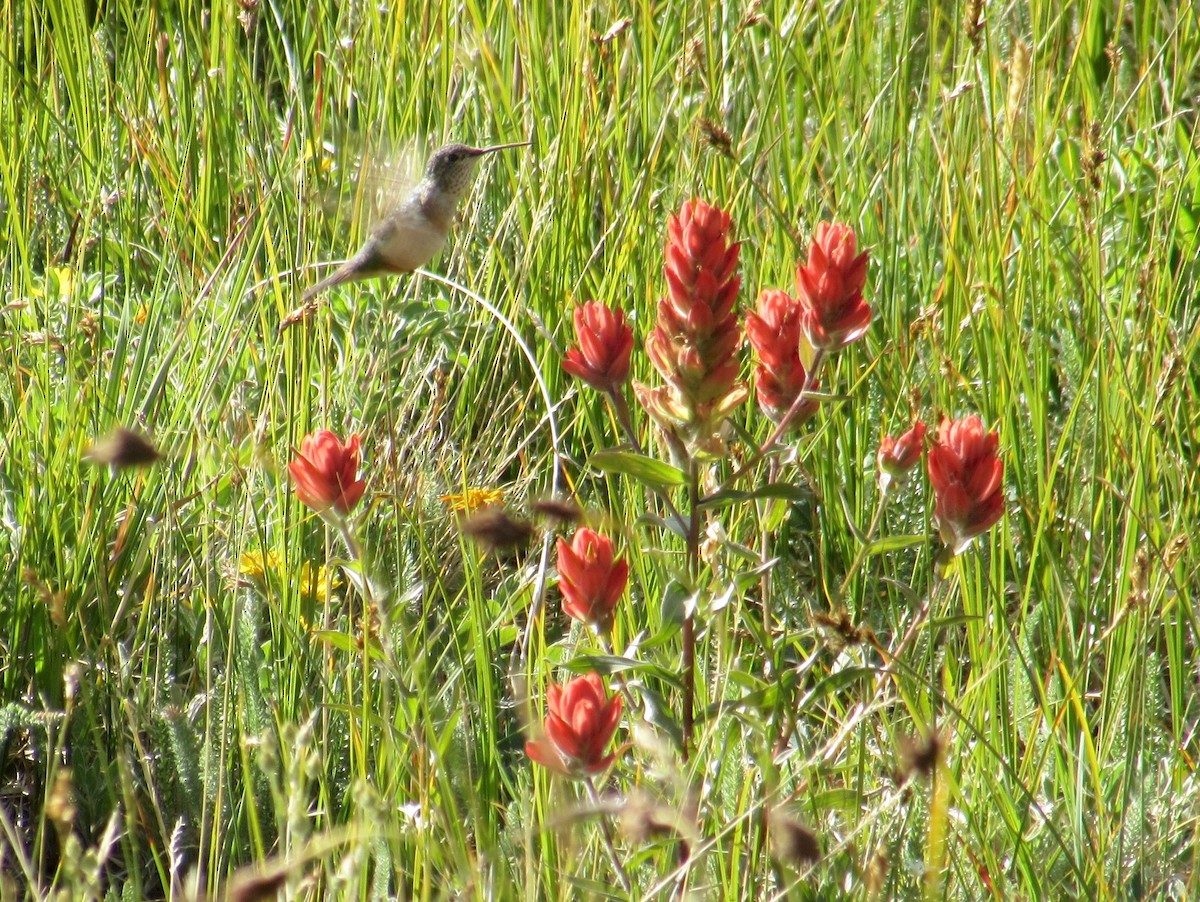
[
  {"x1": 964, "y1": 0, "x2": 984, "y2": 51},
  {"x1": 45, "y1": 769, "x2": 76, "y2": 833},
  {"x1": 532, "y1": 498, "x2": 583, "y2": 524},
  {"x1": 460, "y1": 508, "x2": 536, "y2": 551},
  {"x1": 865, "y1": 847, "x2": 890, "y2": 900},
  {"x1": 1163, "y1": 535, "x2": 1188, "y2": 570},
  {"x1": 698, "y1": 119, "x2": 734, "y2": 158},
  {"x1": 619, "y1": 793, "x2": 679, "y2": 844},
  {"x1": 225, "y1": 867, "x2": 289, "y2": 902},
  {"x1": 768, "y1": 809, "x2": 821, "y2": 867},
  {"x1": 812, "y1": 609, "x2": 867, "y2": 649},
  {"x1": 84, "y1": 427, "x2": 163, "y2": 468},
  {"x1": 901, "y1": 729, "x2": 945, "y2": 780}
]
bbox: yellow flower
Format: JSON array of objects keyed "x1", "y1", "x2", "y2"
[
  {"x1": 238, "y1": 550, "x2": 283, "y2": 579},
  {"x1": 439, "y1": 487, "x2": 505, "y2": 513},
  {"x1": 238, "y1": 551, "x2": 338, "y2": 602},
  {"x1": 299, "y1": 562, "x2": 340, "y2": 603}
]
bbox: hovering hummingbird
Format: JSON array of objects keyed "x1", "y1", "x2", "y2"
[{"x1": 300, "y1": 140, "x2": 530, "y2": 303}]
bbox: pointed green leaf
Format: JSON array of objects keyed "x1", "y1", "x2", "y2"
[{"x1": 589, "y1": 450, "x2": 687, "y2": 487}]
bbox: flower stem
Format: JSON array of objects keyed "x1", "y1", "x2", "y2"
[
  {"x1": 584, "y1": 778, "x2": 633, "y2": 894},
  {"x1": 718, "y1": 348, "x2": 827, "y2": 490},
  {"x1": 833, "y1": 486, "x2": 889, "y2": 608},
  {"x1": 681, "y1": 462, "x2": 701, "y2": 760}
]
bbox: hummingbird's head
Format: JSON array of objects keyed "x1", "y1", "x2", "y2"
[{"x1": 425, "y1": 141, "x2": 530, "y2": 199}]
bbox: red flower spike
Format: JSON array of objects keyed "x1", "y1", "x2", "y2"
[
  {"x1": 878, "y1": 420, "x2": 927, "y2": 489},
  {"x1": 635, "y1": 198, "x2": 748, "y2": 454},
  {"x1": 562, "y1": 302, "x2": 634, "y2": 393},
  {"x1": 745, "y1": 289, "x2": 818, "y2": 429},
  {"x1": 795, "y1": 222, "x2": 872, "y2": 352},
  {"x1": 556, "y1": 528, "x2": 628, "y2": 631},
  {"x1": 525, "y1": 673, "x2": 623, "y2": 777},
  {"x1": 288, "y1": 430, "x2": 366, "y2": 516},
  {"x1": 927, "y1": 416, "x2": 1004, "y2": 554}
]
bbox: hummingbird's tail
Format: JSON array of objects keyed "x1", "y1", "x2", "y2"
[{"x1": 301, "y1": 262, "x2": 359, "y2": 303}]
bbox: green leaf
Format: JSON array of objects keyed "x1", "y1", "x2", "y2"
[
  {"x1": 699, "y1": 482, "x2": 809, "y2": 510},
  {"x1": 867, "y1": 534, "x2": 928, "y2": 555},
  {"x1": 563, "y1": 655, "x2": 684, "y2": 689},
  {"x1": 635, "y1": 685, "x2": 683, "y2": 747},
  {"x1": 312, "y1": 629, "x2": 386, "y2": 662},
  {"x1": 589, "y1": 450, "x2": 687, "y2": 487},
  {"x1": 659, "y1": 579, "x2": 692, "y2": 628}
]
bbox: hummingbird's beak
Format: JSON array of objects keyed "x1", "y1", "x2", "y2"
[{"x1": 472, "y1": 140, "x2": 532, "y2": 155}]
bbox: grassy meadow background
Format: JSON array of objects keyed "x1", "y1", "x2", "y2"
[{"x1": 2, "y1": 0, "x2": 1199, "y2": 898}]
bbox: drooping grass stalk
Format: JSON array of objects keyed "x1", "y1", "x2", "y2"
[{"x1": 411, "y1": 269, "x2": 565, "y2": 669}]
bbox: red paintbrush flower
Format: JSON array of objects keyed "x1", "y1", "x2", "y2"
[
  {"x1": 288, "y1": 430, "x2": 366, "y2": 516},
  {"x1": 556, "y1": 528, "x2": 628, "y2": 631},
  {"x1": 635, "y1": 199, "x2": 748, "y2": 455},
  {"x1": 745, "y1": 289, "x2": 818, "y2": 429},
  {"x1": 562, "y1": 301, "x2": 634, "y2": 393},
  {"x1": 878, "y1": 420, "x2": 927, "y2": 491},
  {"x1": 525, "y1": 673, "x2": 623, "y2": 777},
  {"x1": 927, "y1": 415, "x2": 1004, "y2": 553},
  {"x1": 795, "y1": 222, "x2": 872, "y2": 352}
]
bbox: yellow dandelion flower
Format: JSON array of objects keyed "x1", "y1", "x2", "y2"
[{"x1": 439, "y1": 487, "x2": 505, "y2": 513}]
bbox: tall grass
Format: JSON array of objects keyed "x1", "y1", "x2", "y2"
[{"x1": 1, "y1": 0, "x2": 1197, "y2": 899}]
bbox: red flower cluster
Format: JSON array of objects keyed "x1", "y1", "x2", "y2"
[
  {"x1": 525, "y1": 673, "x2": 623, "y2": 777},
  {"x1": 795, "y1": 222, "x2": 872, "y2": 352},
  {"x1": 289, "y1": 430, "x2": 366, "y2": 516},
  {"x1": 556, "y1": 528, "x2": 627, "y2": 631},
  {"x1": 635, "y1": 199, "x2": 748, "y2": 452},
  {"x1": 562, "y1": 302, "x2": 634, "y2": 394},
  {"x1": 745, "y1": 289, "x2": 817, "y2": 429},
  {"x1": 927, "y1": 416, "x2": 1004, "y2": 553}
]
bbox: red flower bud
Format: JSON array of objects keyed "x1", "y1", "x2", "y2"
[
  {"x1": 562, "y1": 302, "x2": 634, "y2": 393},
  {"x1": 525, "y1": 673, "x2": 623, "y2": 777},
  {"x1": 556, "y1": 528, "x2": 628, "y2": 631},
  {"x1": 288, "y1": 430, "x2": 366, "y2": 516},
  {"x1": 795, "y1": 222, "x2": 872, "y2": 351},
  {"x1": 877, "y1": 421, "x2": 927, "y2": 485},
  {"x1": 927, "y1": 416, "x2": 1004, "y2": 554}
]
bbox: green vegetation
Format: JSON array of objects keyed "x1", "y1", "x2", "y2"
[{"x1": 1, "y1": 1, "x2": 1197, "y2": 899}]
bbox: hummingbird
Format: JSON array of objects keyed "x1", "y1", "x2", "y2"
[{"x1": 300, "y1": 140, "x2": 530, "y2": 303}]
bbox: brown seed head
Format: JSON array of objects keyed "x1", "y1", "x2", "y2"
[
  {"x1": 768, "y1": 809, "x2": 821, "y2": 867},
  {"x1": 84, "y1": 427, "x2": 163, "y2": 468},
  {"x1": 460, "y1": 508, "x2": 536, "y2": 552}
]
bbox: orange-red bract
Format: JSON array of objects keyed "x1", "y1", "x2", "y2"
[
  {"x1": 927, "y1": 416, "x2": 1004, "y2": 553},
  {"x1": 525, "y1": 673, "x2": 623, "y2": 777},
  {"x1": 795, "y1": 222, "x2": 872, "y2": 352},
  {"x1": 288, "y1": 430, "x2": 366, "y2": 516},
  {"x1": 745, "y1": 289, "x2": 818, "y2": 429},
  {"x1": 556, "y1": 528, "x2": 628, "y2": 631},
  {"x1": 562, "y1": 301, "x2": 634, "y2": 393}
]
